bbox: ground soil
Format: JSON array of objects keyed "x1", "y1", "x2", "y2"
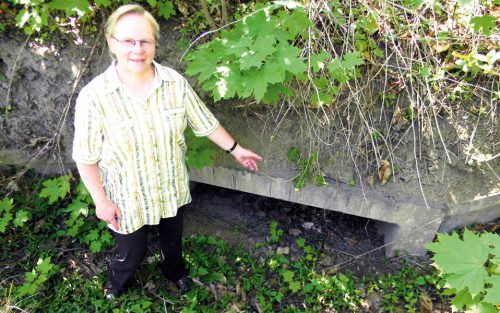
[{"x1": 184, "y1": 182, "x2": 396, "y2": 278}]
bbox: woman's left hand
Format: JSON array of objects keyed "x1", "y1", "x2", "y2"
[{"x1": 231, "y1": 145, "x2": 262, "y2": 171}]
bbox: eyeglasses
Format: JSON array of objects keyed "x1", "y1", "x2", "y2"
[{"x1": 111, "y1": 35, "x2": 155, "y2": 49}]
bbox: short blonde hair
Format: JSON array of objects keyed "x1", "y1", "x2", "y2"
[{"x1": 104, "y1": 4, "x2": 160, "y2": 41}]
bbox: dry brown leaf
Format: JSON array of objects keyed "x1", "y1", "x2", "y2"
[
  {"x1": 34, "y1": 218, "x2": 46, "y2": 232},
  {"x1": 378, "y1": 160, "x2": 392, "y2": 185},
  {"x1": 419, "y1": 293, "x2": 433, "y2": 313},
  {"x1": 431, "y1": 39, "x2": 451, "y2": 53},
  {"x1": 392, "y1": 106, "x2": 409, "y2": 130},
  {"x1": 210, "y1": 283, "x2": 218, "y2": 300},
  {"x1": 324, "y1": 265, "x2": 340, "y2": 275},
  {"x1": 343, "y1": 236, "x2": 359, "y2": 246},
  {"x1": 174, "y1": 0, "x2": 189, "y2": 17},
  {"x1": 489, "y1": 5, "x2": 500, "y2": 19}
]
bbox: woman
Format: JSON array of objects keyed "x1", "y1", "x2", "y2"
[{"x1": 72, "y1": 4, "x2": 262, "y2": 298}]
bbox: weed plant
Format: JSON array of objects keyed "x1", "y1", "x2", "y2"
[{"x1": 0, "y1": 173, "x2": 453, "y2": 312}]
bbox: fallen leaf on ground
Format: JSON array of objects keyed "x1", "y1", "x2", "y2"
[{"x1": 419, "y1": 293, "x2": 433, "y2": 313}]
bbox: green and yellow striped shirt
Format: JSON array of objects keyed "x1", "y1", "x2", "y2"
[{"x1": 72, "y1": 61, "x2": 219, "y2": 234}]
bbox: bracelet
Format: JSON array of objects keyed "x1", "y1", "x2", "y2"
[{"x1": 225, "y1": 141, "x2": 237, "y2": 153}]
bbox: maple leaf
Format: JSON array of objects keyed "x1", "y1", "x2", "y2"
[
  {"x1": 310, "y1": 50, "x2": 330, "y2": 73},
  {"x1": 428, "y1": 229, "x2": 490, "y2": 297},
  {"x1": 262, "y1": 83, "x2": 290, "y2": 104},
  {"x1": 261, "y1": 62, "x2": 285, "y2": 84},
  {"x1": 483, "y1": 275, "x2": 500, "y2": 305},
  {"x1": 342, "y1": 52, "x2": 364, "y2": 71},
  {"x1": 279, "y1": 8, "x2": 312, "y2": 38},
  {"x1": 158, "y1": 1, "x2": 175, "y2": 20},
  {"x1": 470, "y1": 15, "x2": 497, "y2": 36},
  {"x1": 0, "y1": 212, "x2": 12, "y2": 233},
  {"x1": 483, "y1": 232, "x2": 500, "y2": 258},
  {"x1": 39, "y1": 176, "x2": 71, "y2": 204},
  {"x1": 36, "y1": 258, "x2": 54, "y2": 274},
  {"x1": 240, "y1": 68, "x2": 269, "y2": 102},
  {"x1": 185, "y1": 45, "x2": 221, "y2": 83},
  {"x1": 239, "y1": 35, "x2": 277, "y2": 70},
  {"x1": 327, "y1": 58, "x2": 349, "y2": 83},
  {"x1": 47, "y1": 0, "x2": 90, "y2": 16},
  {"x1": 273, "y1": 44, "x2": 306, "y2": 76},
  {"x1": 13, "y1": 210, "x2": 30, "y2": 227},
  {"x1": 243, "y1": 10, "x2": 276, "y2": 38},
  {"x1": 357, "y1": 13, "x2": 379, "y2": 35},
  {"x1": 289, "y1": 281, "x2": 301, "y2": 293},
  {"x1": 0, "y1": 197, "x2": 13, "y2": 213},
  {"x1": 281, "y1": 269, "x2": 295, "y2": 282},
  {"x1": 90, "y1": 241, "x2": 102, "y2": 253},
  {"x1": 450, "y1": 288, "x2": 473, "y2": 311}
]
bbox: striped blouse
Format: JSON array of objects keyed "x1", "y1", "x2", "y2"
[{"x1": 72, "y1": 61, "x2": 219, "y2": 234}]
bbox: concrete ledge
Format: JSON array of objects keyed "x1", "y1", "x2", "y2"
[
  {"x1": 439, "y1": 193, "x2": 500, "y2": 233},
  {"x1": 189, "y1": 166, "x2": 444, "y2": 257}
]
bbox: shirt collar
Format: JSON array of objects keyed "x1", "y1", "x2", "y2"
[{"x1": 103, "y1": 60, "x2": 174, "y2": 94}]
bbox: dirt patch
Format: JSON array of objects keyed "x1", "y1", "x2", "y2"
[{"x1": 184, "y1": 182, "x2": 414, "y2": 278}]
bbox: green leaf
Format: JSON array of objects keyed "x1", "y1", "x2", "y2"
[
  {"x1": 309, "y1": 91, "x2": 331, "y2": 107},
  {"x1": 483, "y1": 232, "x2": 500, "y2": 258},
  {"x1": 289, "y1": 281, "x2": 301, "y2": 293},
  {"x1": 35, "y1": 258, "x2": 54, "y2": 274},
  {"x1": 313, "y1": 175, "x2": 327, "y2": 186},
  {"x1": 240, "y1": 35, "x2": 277, "y2": 70},
  {"x1": 244, "y1": 10, "x2": 276, "y2": 38},
  {"x1": 287, "y1": 147, "x2": 301, "y2": 162},
  {"x1": 262, "y1": 83, "x2": 290, "y2": 104},
  {"x1": 428, "y1": 229, "x2": 490, "y2": 297},
  {"x1": 17, "y1": 282, "x2": 38, "y2": 296},
  {"x1": 470, "y1": 15, "x2": 497, "y2": 36},
  {"x1": 327, "y1": 58, "x2": 348, "y2": 83},
  {"x1": 450, "y1": 288, "x2": 473, "y2": 311},
  {"x1": 240, "y1": 68, "x2": 269, "y2": 102},
  {"x1": 85, "y1": 229, "x2": 100, "y2": 242},
  {"x1": 342, "y1": 52, "x2": 364, "y2": 71},
  {"x1": 90, "y1": 240, "x2": 102, "y2": 253},
  {"x1": 47, "y1": 0, "x2": 90, "y2": 16},
  {"x1": 0, "y1": 212, "x2": 12, "y2": 233},
  {"x1": 281, "y1": 269, "x2": 295, "y2": 282},
  {"x1": 157, "y1": 1, "x2": 175, "y2": 20},
  {"x1": 39, "y1": 175, "x2": 71, "y2": 204},
  {"x1": 0, "y1": 197, "x2": 13, "y2": 213},
  {"x1": 13, "y1": 210, "x2": 30, "y2": 227},
  {"x1": 483, "y1": 275, "x2": 500, "y2": 305},
  {"x1": 94, "y1": 0, "x2": 111, "y2": 7},
  {"x1": 467, "y1": 302, "x2": 498, "y2": 313},
  {"x1": 403, "y1": 0, "x2": 424, "y2": 9},
  {"x1": 310, "y1": 50, "x2": 330, "y2": 73},
  {"x1": 294, "y1": 178, "x2": 305, "y2": 191},
  {"x1": 357, "y1": 13, "x2": 379, "y2": 35},
  {"x1": 279, "y1": 9, "x2": 312, "y2": 38},
  {"x1": 185, "y1": 128, "x2": 216, "y2": 169},
  {"x1": 273, "y1": 45, "x2": 306, "y2": 76}
]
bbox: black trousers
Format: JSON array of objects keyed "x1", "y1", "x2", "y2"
[{"x1": 108, "y1": 207, "x2": 187, "y2": 296}]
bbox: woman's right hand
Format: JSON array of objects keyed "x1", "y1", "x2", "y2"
[{"x1": 95, "y1": 199, "x2": 122, "y2": 232}]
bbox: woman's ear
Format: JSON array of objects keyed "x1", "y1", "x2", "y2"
[{"x1": 106, "y1": 36, "x2": 116, "y2": 59}]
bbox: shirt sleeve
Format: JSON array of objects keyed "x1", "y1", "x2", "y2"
[
  {"x1": 72, "y1": 89, "x2": 103, "y2": 164},
  {"x1": 183, "y1": 79, "x2": 219, "y2": 137}
]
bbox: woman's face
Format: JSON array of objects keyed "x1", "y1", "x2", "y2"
[{"x1": 107, "y1": 13, "x2": 156, "y2": 77}]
